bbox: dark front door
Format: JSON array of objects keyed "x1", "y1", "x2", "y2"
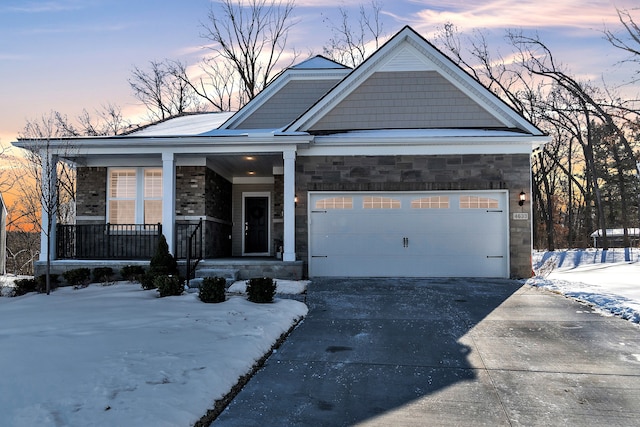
[{"x1": 244, "y1": 196, "x2": 269, "y2": 253}]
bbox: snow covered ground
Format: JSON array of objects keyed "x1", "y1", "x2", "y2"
[
  {"x1": 0, "y1": 251, "x2": 637, "y2": 427},
  {"x1": 0, "y1": 280, "x2": 308, "y2": 427},
  {"x1": 529, "y1": 248, "x2": 640, "y2": 324}
]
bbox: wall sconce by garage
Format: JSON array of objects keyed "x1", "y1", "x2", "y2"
[
  {"x1": 518, "y1": 191, "x2": 526, "y2": 206},
  {"x1": 294, "y1": 195, "x2": 298, "y2": 207}
]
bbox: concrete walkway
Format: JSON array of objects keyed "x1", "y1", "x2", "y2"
[{"x1": 213, "y1": 278, "x2": 640, "y2": 426}]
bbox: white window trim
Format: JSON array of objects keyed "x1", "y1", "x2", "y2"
[{"x1": 107, "y1": 167, "x2": 162, "y2": 224}]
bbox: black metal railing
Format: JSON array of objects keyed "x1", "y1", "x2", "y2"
[
  {"x1": 180, "y1": 219, "x2": 203, "y2": 282},
  {"x1": 175, "y1": 221, "x2": 203, "y2": 260},
  {"x1": 57, "y1": 223, "x2": 162, "y2": 260}
]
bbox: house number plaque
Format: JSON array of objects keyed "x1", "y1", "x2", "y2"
[{"x1": 513, "y1": 212, "x2": 529, "y2": 220}]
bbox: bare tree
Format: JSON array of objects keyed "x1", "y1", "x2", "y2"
[
  {"x1": 13, "y1": 112, "x2": 77, "y2": 294},
  {"x1": 167, "y1": 59, "x2": 239, "y2": 112},
  {"x1": 129, "y1": 60, "x2": 203, "y2": 121},
  {"x1": 508, "y1": 31, "x2": 640, "y2": 253},
  {"x1": 604, "y1": 8, "x2": 640, "y2": 82},
  {"x1": 435, "y1": 24, "x2": 640, "y2": 251},
  {"x1": 78, "y1": 103, "x2": 132, "y2": 136},
  {"x1": 201, "y1": 0, "x2": 298, "y2": 104},
  {"x1": 322, "y1": 1, "x2": 384, "y2": 68}
]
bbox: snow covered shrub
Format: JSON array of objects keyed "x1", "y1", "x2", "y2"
[
  {"x1": 92, "y1": 267, "x2": 114, "y2": 284},
  {"x1": 155, "y1": 275, "x2": 183, "y2": 297},
  {"x1": 246, "y1": 277, "x2": 276, "y2": 303},
  {"x1": 199, "y1": 277, "x2": 226, "y2": 303},
  {"x1": 120, "y1": 265, "x2": 145, "y2": 282},
  {"x1": 63, "y1": 268, "x2": 91, "y2": 288}
]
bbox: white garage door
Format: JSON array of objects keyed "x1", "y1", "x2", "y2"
[{"x1": 308, "y1": 191, "x2": 509, "y2": 278}]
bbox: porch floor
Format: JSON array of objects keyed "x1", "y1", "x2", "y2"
[{"x1": 191, "y1": 257, "x2": 305, "y2": 281}]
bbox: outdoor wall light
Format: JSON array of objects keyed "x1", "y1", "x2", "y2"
[
  {"x1": 294, "y1": 194, "x2": 298, "y2": 207},
  {"x1": 518, "y1": 191, "x2": 526, "y2": 206}
]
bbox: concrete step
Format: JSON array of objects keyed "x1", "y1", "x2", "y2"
[{"x1": 187, "y1": 268, "x2": 239, "y2": 290}]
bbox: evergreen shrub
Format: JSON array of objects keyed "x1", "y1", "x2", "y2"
[
  {"x1": 120, "y1": 265, "x2": 146, "y2": 282},
  {"x1": 199, "y1": 277, "x2": 226, "y2": 303},
  {"x1": 141, "y1": 235, "x2": 178, "y2": 290},
  {"x1": 92, "y1": 267, "x2": 114, "y2": 284},
  {"x1": 63, "y1": 268, "x2": 91, "y2": 288},
  {"x1": 246, "y1": 277, "x2": 276, "y2": 303},
  {"x1": 155, "y1": 275, "x2": 183, "y2": 297},
  {"x1": 13, "y1": 278, "x2": 38, "y2": 296}
]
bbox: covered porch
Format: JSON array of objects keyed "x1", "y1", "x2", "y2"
[{"x1": 37, "y1": 133, "x2": 307, "y2": 270}]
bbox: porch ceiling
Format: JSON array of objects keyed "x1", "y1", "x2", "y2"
[{"x1": 207, "y1": 153, "x2": 283, "y2": 178}]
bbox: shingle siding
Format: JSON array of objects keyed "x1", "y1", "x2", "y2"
[
  {"x1": 310, "y1": 71, "x2": 504, "y2": 131},
  {"x1": 234, "y1": 79, "x2": 339, "y2": 129}
]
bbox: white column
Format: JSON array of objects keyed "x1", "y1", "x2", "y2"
[
  {"x1": 283, "y1": 150, "x2": 296, "y2": 262},
  {"x1": 39, "y1": 151, "x2": 58, "y2": 262},
  {"x1": 161, "y1": 152, "x2": 176, "y2": 255}
]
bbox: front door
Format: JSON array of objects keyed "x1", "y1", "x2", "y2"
[{"x1": 244, "y1": 196, "x2": 269, "y2": 254}]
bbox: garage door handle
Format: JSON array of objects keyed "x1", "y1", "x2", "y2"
[
  {"x1": 403, "y1": 237, "x2": 409, "y2": 247},
  {"x1": 312, "y1": 255, "x2": 328, "y2": 258},
  {"x1": 486, "y1": 255, "x2": 504, "y2": 258}
]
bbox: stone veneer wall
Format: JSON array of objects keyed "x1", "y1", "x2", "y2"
[
  {"x1": 295, "y1": 154, "x2": 533, "y2": 278},
  {"x1": 76, "y1": 167, "x2": 107, "y2": 223},
  {"x1": 176, "y1": 166, "x2": 232, "y2": 258}
]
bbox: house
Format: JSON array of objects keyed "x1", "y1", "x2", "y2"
[
  {"x1": 590, "y1": 228, "x2": 640, "y2": 248},
  {"x1": 13, "y1": 26, "x2": 548, "y2": 280}
]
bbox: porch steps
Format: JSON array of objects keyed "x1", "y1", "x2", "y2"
[{"x1": 186, "y1": 268, "x2": 239, "y2": 292}]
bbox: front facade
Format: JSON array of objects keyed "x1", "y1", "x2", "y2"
[{"x1": 15, "y1": 27, "x2": 548, "y2": 279}]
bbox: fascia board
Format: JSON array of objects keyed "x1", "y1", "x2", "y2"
[
  {"x1": 14, "y1": 134, "x2": 313, "y2": 156},
  {"x1": 299, "y1": 134, "x2": 549, "y2": 156}
]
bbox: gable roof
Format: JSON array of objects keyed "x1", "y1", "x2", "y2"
[
  {"x1": 220, "y1": 55, "x2": 351, "y2": 131},
  {"x1": 284, "y1": 26, "x2": 544, "y2": 136}
]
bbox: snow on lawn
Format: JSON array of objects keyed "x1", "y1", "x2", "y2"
[
  {"x1": 529, "y1": 248, "x2": 640, "y2": 324},
  {"x1": 228, "y1": 279, "x2": 310, "y2": 295},
  {"x1": 0, "y1": 282, "x2": 308, "y2": 427}
]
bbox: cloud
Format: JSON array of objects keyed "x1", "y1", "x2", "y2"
[{"x1": 406, "y1": 0, "x2": 630, "y2": 31}]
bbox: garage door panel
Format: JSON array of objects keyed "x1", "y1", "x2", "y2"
[
  {"x1": 311, "y1": 232, "x2": 405, "y2": 256},
  {"x1": 309, "y1": 191, "x2": 508, "y2": 278}
]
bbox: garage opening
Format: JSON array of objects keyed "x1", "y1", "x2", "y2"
[{"x1": 308, "y1": 191, "x2": 509, "y2": 278}]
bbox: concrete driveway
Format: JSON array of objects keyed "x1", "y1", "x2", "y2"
[{"x1": 213, "y1": 278, "x2": 640, "y2": 426}]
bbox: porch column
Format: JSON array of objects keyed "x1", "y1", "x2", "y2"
[
  {"x1": 162, "y1": 152, "x2": 176, "y2": 255},
  {"x1": 283, "y1": 149, "x2": 296, "y2": 262},
  {"x1": 39, "y1": 151, "x2": 58, "y2": 262}
]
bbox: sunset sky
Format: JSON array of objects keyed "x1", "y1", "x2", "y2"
[{"x1": 0, "y1": 0, "x2": 638, "y2": 152}]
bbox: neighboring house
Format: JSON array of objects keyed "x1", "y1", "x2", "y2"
[
  {"x1": 590, "y1": 228, "x2": 640, "y2": 248},
  {"x1": 13, "y1": 26, "x2": 548, "y2": 279}
]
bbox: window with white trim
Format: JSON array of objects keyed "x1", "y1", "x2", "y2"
[
  {"x1": 363, "y1": 196, "x2": 401, "y2": 209},
  {"x1": 459, "y1": 195, "x2": 499, "y2": 209},
  {"x1": 315, "y1": 197, "x2": 353, "y2": 209},
  {"x1": 411, "y1": 196, "x2": 449, "y2": 209},
  {"x1": 108, "y1": 168, "x2": 162, "y2": 224}
]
